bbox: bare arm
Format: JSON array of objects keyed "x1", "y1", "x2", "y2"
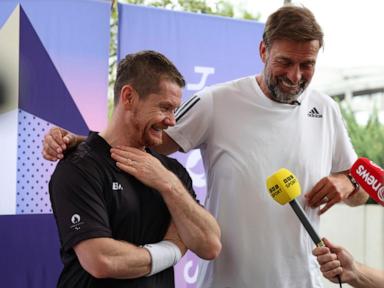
[
  {"x1": 313, "y1": 238, "x2": 384, "y2": 288},
  {"x1": 44, "y1": 129, "x2": 176, "y2": 161},
  {"x1": 305, "y1": 170, "x2": 368, "y2": 214},
  {"x1": 74, "y1": 237, "x2": 151, "y2": 279},
  {"x1": 153, "y1": 132, "x2": 182, "y2": 155},
  {"x1": 351, "y1": 262, "x2": 384, "y2": 288},
  {"x1": 110, "y1": 146, "x2": 221, "y2": 260},
  {"x1": 42, "y1": 127, "x2": 86, "y2": 161},
  {"x1": 158, "y1": 171, "x2": 221, "y2": 259},
  {"x1": 74, "y1": 222, "x2": 186, "y2": 279}
]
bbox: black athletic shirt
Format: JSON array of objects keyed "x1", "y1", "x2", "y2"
[{"x1": 49, "y1": 132, "x2": 197, "y2": 288}]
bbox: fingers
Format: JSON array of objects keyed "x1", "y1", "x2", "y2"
[
  {"x1": 111, "y1": 149, "x2": 136, "y2": 165},
  {"x1": 116, "y1": 162, "x2": 135, "y2": 174},
  {"x1": 42, "y1": 128, "x2": 66, "y2": 160},
  {"x1": 322, "y1": 238, "x2": 342, "y2": 253},
  {"x1": 51, "y1": 127, "x2": 67, "y2": 149},
  {"x1": 42, "y1": 142, "x2": 62, "y2": 161},
  {"x1": 111, "y1": 146, "x2": 161, "y2": 169},
  {"x1": 63, "y1": 133, "x2": 76, "y2": 147},
  {"x1": 112, "y1": 153, "x2": 137, "y2": 174},
  {"x1": 319, "y1": 197, "x2": 339, "y2": 214},
  {"x1": 111, "y1": 146, "x2": 145, "y2": 162},
  {"x1": 305, "y1": 178, "x2": 327, "y2": 206},
  {"x1": 322, "y1": 266, "x2": 343, "y2": 281},
  {"x1": 110, "y1": 147, "x2": 130, "y2": 159},
  {"x1": 313, "y1": 240, "x2": 343, "y2": 281},
  {"x1": 312, "y1": 246, "x2": 330, "y2": 257},
  {"x1": 305, "y1": 176, "x2": 344, "y2": 212},
  {"x1": 41, "y1": 127, "x2": 81, "y2": 161},
  {"x1": 316, "y1": 250, "x2": 338, "y2": 266}
]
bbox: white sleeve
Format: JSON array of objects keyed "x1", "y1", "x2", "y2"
[
  {"x1": 165, "y1": 91, "x2": 213, "y2": 153},
  {"x1": 331, "y1": 103, "x2": 357, "y2": 173}
]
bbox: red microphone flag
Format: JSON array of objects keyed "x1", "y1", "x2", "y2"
[{"x1": 350, "y1": 158, "x2": 384, "y2": 206}]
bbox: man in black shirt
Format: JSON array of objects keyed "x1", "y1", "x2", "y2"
[{"x1": 49, "y1": 50, "x2": 221, "y2": 288}]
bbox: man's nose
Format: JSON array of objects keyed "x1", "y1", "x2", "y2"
[
  {"x1": 164, "y1": 113, "x2": 176, "y2": 127},
  {"x1": 287, "y1": 65, "x2": 302, "y2": 84}
]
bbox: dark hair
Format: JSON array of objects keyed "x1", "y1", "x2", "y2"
[
  {"x1": 114, "y1": 50, "x2": 185, "y2": 105},
  {"x1": 263, "y1": 4, "x2": 323, "y2": 49}
]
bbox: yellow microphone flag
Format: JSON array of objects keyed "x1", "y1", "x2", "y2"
[{"x1": 266, "y1": 168, "x2": 301, "y2": 205}]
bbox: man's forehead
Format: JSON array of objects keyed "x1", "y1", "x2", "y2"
[
  {"x1": 269, "y1": 39, "x2": 320, "y2": 51},
  {"x1": 270, "y1": 41, "x2": 319, "y2": 60},
  {"x1": 149, "y1": 87, "x2": 182, "y2": 106}
]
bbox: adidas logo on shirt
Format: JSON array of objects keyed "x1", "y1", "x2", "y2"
[{"x1": 308, "y1": 107, "x2": 323, "y2": 118}]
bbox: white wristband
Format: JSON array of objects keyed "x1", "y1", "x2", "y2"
[{"x1": 143, "y1": 240, "x2": 182, "y2": 276}]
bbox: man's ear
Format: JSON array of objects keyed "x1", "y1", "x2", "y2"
[
  {"x1": 259, "y1": 41, "x2": 267, "y2": 63},
  {"x1": 119, "y1": 84, "x2": 136, "y2": 110}
]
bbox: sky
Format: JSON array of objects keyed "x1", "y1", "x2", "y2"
[{"x1": 233, "y1": 0, "x2": 384, "y2": 69}]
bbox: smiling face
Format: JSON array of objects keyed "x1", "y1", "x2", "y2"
[
  {"x1": 130, "y1": 79, "x2": 182, "y2": 148},
  {"x1": 259, "y1": 39, "x2": 320, "y2": 104}
]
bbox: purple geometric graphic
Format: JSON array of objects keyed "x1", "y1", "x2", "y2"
[
  {"x1": 19, "y1": 6, "x2": 89, "y2": 135},
  {"x1": 0, "y1": 1, "x2": 110, "y2": 287},
  {"x1": 16, "y1": 109, "x2": 56, "y2": 214}
]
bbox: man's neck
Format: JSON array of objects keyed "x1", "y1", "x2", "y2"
[
  {"x1": 255, "y1": 74, "x2": 272, "y2": 100},
  {"x1": 99, "y1": 120, "x2": 139, "y2": 149}
]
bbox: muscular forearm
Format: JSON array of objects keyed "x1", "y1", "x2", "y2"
[
  {"x1": 350, "y1": 262, "x2": 384, "y2": 288},
  {"x1": 108, "y1": 146, "x2": 221, "y2": 259},
  {"x1": 74, "y1": 237, "x2": 151, "y2": 279},
  {"x1": 159, "y1": 174, "x2": 221, "y2": 260}
]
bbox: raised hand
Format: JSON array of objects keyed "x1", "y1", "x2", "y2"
[{"x1": 42, "y1": 127, "x2": 80, "y2": 161}]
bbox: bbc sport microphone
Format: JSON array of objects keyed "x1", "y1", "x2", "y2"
[
  {"x1": 266, "y1": 168, "x2": 343, "y2": 287},
  {"x1": 266, "y1": 168, "x2": 324, "y2": 246},
  {"x1": 267, "y1": 168, "x2": 342, "y2": 287},
  {"x1": 350, "y1": 157, "x2": 384, "y2": 206}
]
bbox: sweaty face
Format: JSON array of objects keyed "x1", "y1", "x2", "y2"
[
  {"x1": 131, "y1": 80, "x2": 181, "y2": 148},
  {"x1": 261, "y1": 39, "x2": 319, "y2": 104}
]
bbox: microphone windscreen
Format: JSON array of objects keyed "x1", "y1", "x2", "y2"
[
  {"x1": 350, "y1": 158, "x2": 384, "y2": 206},
  {"x1": 266, "y1": 168, "x2": 301, "y2": 205}
]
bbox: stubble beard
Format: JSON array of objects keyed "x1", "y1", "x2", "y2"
[{"x1": 263, "y1": 65, "x2": 307, "y2": 104}]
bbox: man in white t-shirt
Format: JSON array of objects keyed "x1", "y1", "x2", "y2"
[{"x1": 43, "y1": 4, "x2": 368, "y2": 288}]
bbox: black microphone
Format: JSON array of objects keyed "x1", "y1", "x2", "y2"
[{"x1": 290, "y1": 100, "x2": 301, "y2": 106}]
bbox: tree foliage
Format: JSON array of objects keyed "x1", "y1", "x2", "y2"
[
  {"x1": 340, "y1": 104, "x2": 384, "y2": 204},
  {"x1": 340, "y1": 104, "x2": 384, "y2": 168},
  {"x1": 119, "y1": 0, "x2": 259, "y2": 19}
]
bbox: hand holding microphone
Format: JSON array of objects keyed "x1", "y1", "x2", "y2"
[
  {"x1": 313, "y1": 158, "x2": 384, "y2": 288},
  {"x1": 266, "y1": 168, "x2": 343, "y2": 287},
  {"x1": 350, "y1": 157, "x2": 384, "y2": 206}
]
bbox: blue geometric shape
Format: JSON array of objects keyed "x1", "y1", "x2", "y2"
[
  {"x1": 0, "y1": 214, "x2": 62, "y2": 288},
  {"x1": 19, "y1": 5, "x2": 89, "y2": 135}
]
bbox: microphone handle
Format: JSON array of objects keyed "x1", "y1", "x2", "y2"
[
  {"x1": 289, "y1": 200, "x2": 343, "y2": 287},
  {"x1": 289, "y1": 200, "x2": 323, "y2": 246}
]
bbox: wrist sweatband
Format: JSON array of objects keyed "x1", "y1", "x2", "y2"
[{"x1": 143, "y1": 240, "x2": 182, "y2": 276}]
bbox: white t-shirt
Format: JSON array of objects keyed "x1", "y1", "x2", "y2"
[{"x1": 166, "y1": 76, "x2": 357, "y2": 288}]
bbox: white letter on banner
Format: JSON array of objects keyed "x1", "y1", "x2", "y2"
[
  {"x1": 185, "y1": 150, "x2": 206, "y2": 188},
  {"x1": 187, "y1": 66, "x2": 215, "y2": 91},
  {"x1": 184, "y1": 260, "x2": 199, "y2": 284}
]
